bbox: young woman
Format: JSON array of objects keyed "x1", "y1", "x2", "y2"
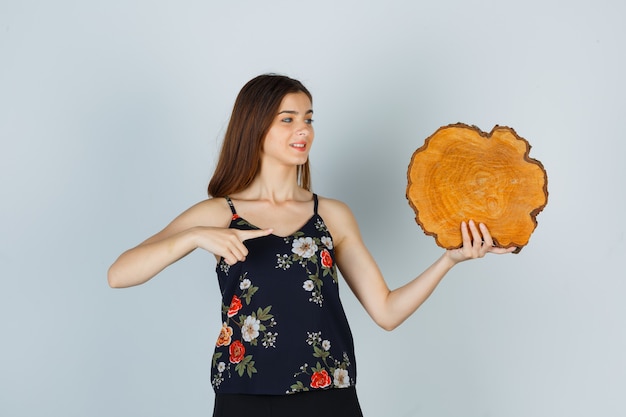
[{"x1": 108, "y1": 74, "x2": 515, "y2": 417}]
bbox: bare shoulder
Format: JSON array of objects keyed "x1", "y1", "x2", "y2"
[
  {"x1": 317, "y1": 196, "x2": 353, "y2": 218},
  {"x1": 139, "y1": 197, "x2": 232, "y2": 246},
  {"x1": 173, "y1": 197, "x2": 233, "y2": 228},
  {"x1": 317, "y1": 196, "x2": 361, "y2": 244}
]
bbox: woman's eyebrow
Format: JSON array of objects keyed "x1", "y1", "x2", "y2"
[{"x1": 277, "y1": 109, "x2": 314, "y2": 115}]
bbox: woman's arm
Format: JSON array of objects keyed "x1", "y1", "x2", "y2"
[
  {"x1": 320, "y1": 198, "x2": 515, "y2": 331},
  {"x1": 107, "y1": 198, "x2": 272, "y2": 288}
]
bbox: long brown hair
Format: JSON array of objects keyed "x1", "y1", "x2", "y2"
[{"x1": 208, "y1": 74, "x2": 313, "y2": 197}]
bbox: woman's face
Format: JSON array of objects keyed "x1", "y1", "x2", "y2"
[{"x1": 261, "y1": 92, "x2": 314, "y2": 168}]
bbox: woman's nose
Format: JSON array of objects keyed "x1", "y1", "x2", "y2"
[{"x1": 296, "y1": 124, "x2": 310, "y2": 135}]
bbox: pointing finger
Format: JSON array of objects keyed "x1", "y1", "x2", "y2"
[{"x1": 238, "y1": 228, "x2": 274, "y2": 242}]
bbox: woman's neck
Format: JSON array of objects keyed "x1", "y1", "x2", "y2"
[{"x1": 235, "y1": 164, "x2": 308, "y2": 203}]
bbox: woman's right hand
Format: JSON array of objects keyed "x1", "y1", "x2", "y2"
[
  {"x1": 108, "y1": 198, "x2": 271, "y2": 288},
  {"x1": 191, "y1": 226, "x2": 273, "y2": 265}
]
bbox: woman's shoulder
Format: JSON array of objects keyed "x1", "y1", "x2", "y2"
[
  {"x1": 316, "y1": 195, "x2": 359, "y2": 237},
  {"x1": 171, "y1": 197, "x2": 233, "y2": 228},
  {"x1": 317, "y1": 195, "x2": 351, "y2": 213},
  {"x1": 135, "y1": 197, "x2": 233, "y2": 248},
  {"x1": 185, "y1": 196, "x2": 229, "y2": 212}
]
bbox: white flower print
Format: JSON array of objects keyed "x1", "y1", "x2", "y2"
[
  {"x1": 262, "y1": 331, "x2": 278, "y2": 348},
  {"x1": 306, "y1": 331, "x2": 322, "y2": 346},
  {"x1": 217, "y1": 362, "x2": 226, "y2": 373},
  {"x1": 333, "y1": 368, "x2": 350, "y2": 388},
  {"x1": 275, "y1": 254, "x2": 291, "y2": 270},
  {"x1": 315, "y1": 218, "x2": 329, "y2": 233},
  {"x1": 309, "y1": 292, "x2": 323, "y2": 306},
  {"x1": 212, "y1": 373, "x2": 224, "y2": 387},
  {"x1": 291, "y1": 237, "x2": 318, "y2": 258},
  {"x1": 322, "y1": 340, "x2": 331, "y2": 351},
  {"x1": 321, "y1": 236, "x2": 333, "y2": 249},
  {"x1": 219, "y1": 260, "x2": 230, "y2": 275},
  {"x1": 240, "y1": 278, "x2": 251, "y2": 290},
  {"x1": 273, "y1": 232, "x2": 338, "y2": 308},
  {"x1": 241, "y1": 315, "x2": 260, "y2": 342}
]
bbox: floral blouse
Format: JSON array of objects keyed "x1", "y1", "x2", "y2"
[{"x1": 211, "y1": 195, "x2": 356, "y2": 395}]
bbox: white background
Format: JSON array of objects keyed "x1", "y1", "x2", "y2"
[{"x1": 1, "y1": 0, "x2": 625, "y2": 416}]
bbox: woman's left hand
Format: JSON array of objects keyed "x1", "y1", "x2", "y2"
[{"x1": 446, "y1": 219, "x2": 517, "y2": 264}]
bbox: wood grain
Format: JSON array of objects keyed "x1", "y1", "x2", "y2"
[{"x1": 406, "y1": 123, "x2": 548, "y2": 252}]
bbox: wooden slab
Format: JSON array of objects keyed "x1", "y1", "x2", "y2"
[{"x1": 406, "y1": 123, "x2": 548, "y2": 252}]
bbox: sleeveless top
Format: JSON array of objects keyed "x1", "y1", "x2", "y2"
[{"x1": 210, "y1": 194, "x2": 357, "y2": 395}]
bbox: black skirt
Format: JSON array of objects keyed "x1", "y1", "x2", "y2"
[{"x1": 212, "y1": 386, "x2": 364, "y2": 417}]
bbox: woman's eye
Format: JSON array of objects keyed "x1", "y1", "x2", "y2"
[
  {"x1": 305, "y1": 119, "x2": 314, "y2": 124},
  {"x1": 282, "y1": 117, "x2": 293, "y2": 123}
]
